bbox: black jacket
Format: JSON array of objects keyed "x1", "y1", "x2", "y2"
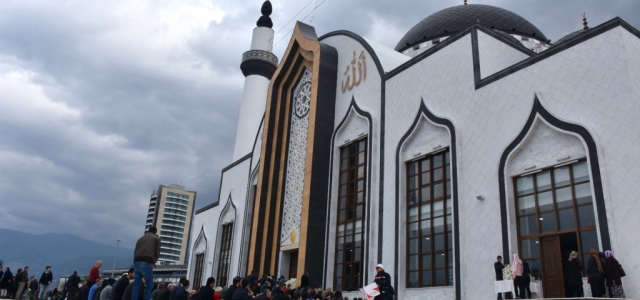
[
  {"x1": 40, "y1": 271, "x2": 53, "y2": 285},
  {"x1": 494, "y1": 262, "x2": 504, "y2": 280},
  {"x1": 199, "y1": 285, "x2": 213, "y2": 300},
  {"x1": 157, "y1": 289, "x2": 171, "y2": 300},
  {"x1": 300, "y1": 275, "x2": 309, "y2": 289},
  {"x1": 68, "y1": 274, "x2": 81, "y2": 288},
  {"x1": 223, "y1": 286, "x2": 238, "y2": 300},
  {"x1": 567, "y1": 259, "x2": 583, "y2": 286},
  {"x1": 231, "y1": 288, "x2": 251, "y2": 300},
  {"x1": 112, "y1": 277, "x2": 131, "y2": 300},
  {"x1": 587, "y1": 256, "x2": 604, "y2": 281}
]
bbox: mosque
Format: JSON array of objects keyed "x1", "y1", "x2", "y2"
[{"x1": 186, "y1": 1, "x2": 640, "y2": 299}]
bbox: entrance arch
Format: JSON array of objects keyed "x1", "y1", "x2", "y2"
[{"x1": 498, "y1": 97, "x2": 611, "y2": 297}]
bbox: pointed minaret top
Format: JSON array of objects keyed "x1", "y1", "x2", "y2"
[
  {"x1": 257, "y1": 0, "x2": 273, "y2": 28},
  {"x1": 582, "y1": 12, "x2": 589, "y2": 30}
]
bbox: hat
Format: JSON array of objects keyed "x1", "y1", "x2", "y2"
[{"x1": 376, "y1": 264, "x2": 384, "y2": 269}]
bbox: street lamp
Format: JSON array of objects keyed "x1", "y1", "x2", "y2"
[{"x1": 111, "y1": 239, "x2": 121, "y2": 278}]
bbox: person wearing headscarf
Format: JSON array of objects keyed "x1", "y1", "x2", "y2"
[
  {"x1": 587, "y1": 249, "x2": 605, "y2": 297},
  {"x1": 603, "y1": 250, "x2": 625, "y2": 298},
  {"x1": 567, "y1": 251, "x2": 584, "y2": 297},
  {"x1": 511, "y1": 254, "x2": 523, "y2": 299}
]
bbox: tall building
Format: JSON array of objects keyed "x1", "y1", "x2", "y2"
[
  {"x1": 145, "y1": 184, "x2": 197, "y2": 264},
  {"x1": 187, "y1": 1, "x2": 640, "y2": 299}
]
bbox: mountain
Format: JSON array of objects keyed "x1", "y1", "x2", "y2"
[{"x1": 0, "y1": 228, "x2": 134, "y2": 279}]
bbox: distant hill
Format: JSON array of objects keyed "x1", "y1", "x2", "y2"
[{"x1": 0, "y1": 228, "x2": 134, "y2": 280}]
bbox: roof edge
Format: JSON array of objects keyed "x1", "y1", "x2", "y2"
[{"x1": 319, "y1": 30, "x2": 386, "y2": 77}]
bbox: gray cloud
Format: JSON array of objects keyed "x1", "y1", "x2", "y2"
[{"x1": 0, "y1": 0, "x2": 637, "y2": 249}]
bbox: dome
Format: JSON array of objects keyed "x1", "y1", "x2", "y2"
[
  {"x1": 395, "y1": 4, "x2": 548, "y2": 52},
  {"x1": 554, "y1": 29, "x2": 589, "y2": 45}
]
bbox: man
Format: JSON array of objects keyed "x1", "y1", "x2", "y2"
[
  {"x1": 254, "y1": 289, "x2": 270, "y2": 300},
  {"x1": 88, "y1": 279, "x2": 102, "y2": 300},
  {"x1": 223, "y1": 277, "x2": 240, "y2": 300},
  {"x1": 39, "y1": 267, "x2": 53, "y2": 300},
  {"x1": 88, "y1": 262, "x2": 102, "y2": 288},
  {"x1": 231, "y1": 279, "x2": 252, "y2": 300},
  {"x1": 173, "y1": 280, "x2": 189, "y2": 300},
  {"x1": 199, "y1": 278, "x2": 215, "y2": 300},
  {"x1": 373, "y1": 264, "x2": 392, "y2": 300},
  {"x1": 157, "y1": 283, "x2": 173, "y2": 300},
  {"x1": 132, "y1": 226, "x2": 161, "y2": 300},
  {"x1": 67, "y1": 271, "x2": 81, "y2": 299},
  {"x1": 150, "y1": 284, "x2": 163, "y2": 300},
  {"x1": 112, "y1": 269, "x2": 134, "y2": 300},
  {"x1": 29, "y1": 277, "x2": 40, "y2": 300},
  {"x1": 170, "y1": 278, "x2": 186, "y2": 300},
  {"x1": 494, "y1": 255, "x2": 504, "y2": 300},
  {"x1": 15, "y1": 266, "x2": 29, "y2": 300},
  {"x1": 299, "y1": 273, "x2": 309, "y2": 290},
  {"x1": 100, "y1": 279, "x2": 116, "y2": 300},
  {"x1": 124, "y1": 278, "x2": 145, "y2": 300}
]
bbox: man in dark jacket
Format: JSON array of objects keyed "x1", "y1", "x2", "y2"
[
  {"x1": 299, "y1": 273, "x2": 309, "y2": 290},
  {"x1": 112, "y1": 269, "x2": 134, "y2": 300},
  {"x1": 15, "y1": 267, "x2": 29, "y2": 300},
  {"x1": 199, "y1": 278, "x2": 215, "y2": 300},
  {"x1": 157, "y1": 283, "x2": 173, "y2": 300},
  {"x1": 223, "y1": 277, "x2": 240, "y2": 300},
  {"x1": 30, "y1": 277, "x2": 40, "y2": 300},
  {"x1": 67, "y1": 271, "x2": 81, "y2": 299},
  {"x1": 494, "y1": 256, "x2": 504, "y2": 300},
  {"x1": 173, "y1": 280, "x2": 189, "y2": 300},
  {"x1": 373, "y1": 264, "x2": 392, "y2": 300},
  {"x1": 38, "y1": 266, "x2": 53, "y2": 300},
  {"x1": 231, "y1": 279, "x2": 252, "y2": 300},
  {"x1": 132, "y1": 227, "x2": 161, "y2": 300}
]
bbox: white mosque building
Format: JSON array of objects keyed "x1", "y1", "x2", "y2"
[{"x1": 187, "y1": 1, "x2": 640, "y2": 299}]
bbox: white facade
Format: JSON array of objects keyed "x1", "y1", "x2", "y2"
[{"x1": 188, "y1": 2, "x2": 640, "y2": 299}]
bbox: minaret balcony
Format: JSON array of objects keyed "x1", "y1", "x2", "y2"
[{"x1": 240, "y1": 50, "x2": 279, "y2": 79}]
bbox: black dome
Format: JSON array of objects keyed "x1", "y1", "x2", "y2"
[
  {"x1": 554, "y1": 29, "x2": 589, "y2": 45},
  {"x1": 395, "y1": 4, "x2": 547, "y2": 52}
]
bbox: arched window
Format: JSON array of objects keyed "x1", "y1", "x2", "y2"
[{"x1": 406, "y1": 150, "x2": 453, "y2": 287}]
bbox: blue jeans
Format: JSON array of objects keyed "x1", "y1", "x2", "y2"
[
  {"x1": 38, "y1": 285, "x2": 48, "y2": 300},
  {"x1": 132, "y1": 261, "x2": 154, "y2": 300}
]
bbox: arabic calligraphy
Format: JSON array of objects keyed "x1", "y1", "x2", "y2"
[{"x1": 341, "y1": 51, "x2": 367, "y2": 93}]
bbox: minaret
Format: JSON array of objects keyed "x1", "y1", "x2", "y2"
[{"x1": 233, "y1": 0, "x2": 278, "y2": 160}]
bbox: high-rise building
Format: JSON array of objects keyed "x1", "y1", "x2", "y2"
[{"x1": 145, "y1": 184, "x2": 197, "y2": 264}]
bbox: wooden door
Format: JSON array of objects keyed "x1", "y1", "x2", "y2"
[
  {"x1": 541, "y1": 235, "x2": 564, "y2": 298},
  {"x1": 289, "y1": 251, "x2": 299, "y2": 280}
]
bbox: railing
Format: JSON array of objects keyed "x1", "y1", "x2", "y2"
[{"x1": 242, "y1": 50, "x2": 278, "y2": 66}]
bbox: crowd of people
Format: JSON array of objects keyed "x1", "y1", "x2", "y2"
[
  {"x1": 1, "y1": 226, "x2": 394, "y2": 300},
  {"x1": 0, "y1": 265, "x2": 53, "y2": 300},
  {"x1": 494, "y1": 248, "x2": 626, "y2": 299}
]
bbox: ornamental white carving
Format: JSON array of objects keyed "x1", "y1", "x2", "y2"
[{"x1": 281, "y1": 68, "x2": 312, "y2": 248}]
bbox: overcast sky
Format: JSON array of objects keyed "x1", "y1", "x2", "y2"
[{"x1": 0, "y1": 0, "x2": 638, "y2": 249}]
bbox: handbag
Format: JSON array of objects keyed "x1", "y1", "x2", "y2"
[{"x1": 619, "y1": 264, "x2": 626, "y2": 277}]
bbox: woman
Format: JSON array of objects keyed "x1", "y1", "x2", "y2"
[
  {"x1": 511, "y1": 254, "x2": 523, "y2": 299},
  {"x1": 1, "y1": 268, "x2": 14, "y2": 298},
  {"x1": 587, "y1": 249, "x2": 605, "y2": 297},
  {"x1": 603, "y1": 250, "x2": 625, "y2": 298},
  {"x1": 567, "y1": 251, "x2": 584, "y2": 297},
  {"x1": 521, "y1": 260, "x2": 532, "y2": 299}
]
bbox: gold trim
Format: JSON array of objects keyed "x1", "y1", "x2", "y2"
[{"x1": 248, "y1": 23, "x2": 324, "y2": 280}]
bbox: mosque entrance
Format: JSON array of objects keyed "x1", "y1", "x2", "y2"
[
  {"x1": 514, "y1": 160, "x2": 599, "y2": 298},
  {"x1": 289, "y1": 250, "x2": 298, "y2": 281},
  {"x1": 540, "y1": 232, "x2": 579, "y2": 298}
]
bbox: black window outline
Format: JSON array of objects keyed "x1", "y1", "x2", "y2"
[{"x1": 333, "y1": 138, "x2": 367, "y2": 291}]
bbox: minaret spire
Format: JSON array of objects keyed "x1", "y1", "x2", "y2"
[
  {"x1": 233, "y1": 0, "x2": 279, "y2": 160},
  {"x1": 257, "y1": 0, "x2": 273, "y2": 28},
  {"x1": 582, "y1": 12, "x2": 589, "y2": 30}
]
